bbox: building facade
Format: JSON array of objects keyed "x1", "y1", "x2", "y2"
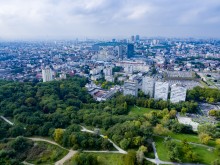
[
  {"x1": 142, "y1": 76, "x2": 155, "y2": 97},
  {"x1": 123, "y1": 80, "x2": 138, "y2": 96},
  {"x1": 118, "y1": 45, "x2": 123, "y2": 60},
  {"x1": 42, "y1": 66, "x2": 53, "y2": 82},
  {"x1": 154, "y1": 81, "x2": 169, "y2": 101},
  {"x1": 170, "y1": 84, "x2": 187, "y2": 103},
  {"x1": 127, "y1": 44, "x2": 134, "y2": 58}
]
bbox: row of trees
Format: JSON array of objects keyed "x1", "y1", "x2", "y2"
[
  {"x1": 187, "y1": 86, "x2": 220, "y2": 103},
  {"x1": 53, "y1": 125, "x2": 114, "y2": 150}
]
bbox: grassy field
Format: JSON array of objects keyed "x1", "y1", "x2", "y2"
[
  {"x1": 192, "y1": 145, "x2": 218, "y2": 164},
  {"x1": 168, "y1": 132, "x2": 216, "y2": 147},
  {"x1": 26, "y1": 141, "x2": 68, "y2": 165},
  {"x1": 128, "y1": 106, "x2": 160, "y2": 116},
  {"x1": 168, "y1": 132, "x2": 199, "y2": 143},
  {"x1": 154, "y1": 137, "x2": 170, "y2": 161},
  {"x1": 154, "y1": 136, "x2": 219, "y2": 164}
]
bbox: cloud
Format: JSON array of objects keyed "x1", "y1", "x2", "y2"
[{"x1": 0, "y1": 0, "x2": 219, "y2": 39}]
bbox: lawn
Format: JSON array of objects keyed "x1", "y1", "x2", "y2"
[
  {"x1": 154, "y1": 136, "x2": 219, "y2": 164},
  {"x1": 154, "y1": 137, "x2": 170, "y2": 161},
  {"x1": 128, "y1": 106, "x2": 160, "y2": 116},
  {"x1": 26, "y1": 141, "x2": 68, "y2": 165},
  {"x1": 168, "y1": 132, "x2": 216, "y2": 147},
  {"x1": 168, "y1": 132, "x2": 199, "y2": 143},
  {"x1": 93, "y1": 153, "x2": 125, "y2": 165},
  {"x1": 192, "y1": 145, "x2": 219, "y2": 164}
]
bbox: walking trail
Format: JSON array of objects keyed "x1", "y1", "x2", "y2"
[{"x1": 0, "y1": 117, "x2": 207, "y2": 165}]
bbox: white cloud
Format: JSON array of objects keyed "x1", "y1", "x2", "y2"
[{"x1": 0, "y1": 0, "x2": 219, "y2": 39}]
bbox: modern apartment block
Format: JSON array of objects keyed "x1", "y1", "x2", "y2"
[
  {"x1": 42, "y1": 66, "x2": 53, "y2": 82},
  {"x1": 170, "y1": 84, "x2": 187, "y2": 103},
  {"x1": 154, "y1": 81, "x2": 169, "y2": 101},
  {"x1": 142, "y1": 76, "x2": 155, "y2": 97},
  {"x1": 123, "y1": 80, "x2": 138, "y2": 96}
]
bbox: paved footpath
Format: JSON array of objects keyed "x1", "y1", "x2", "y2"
[
  {"x1": 0, "y1": 116, "x2": 14, "y2": 125},
  {"x1": 81, "y1": 126, "x2": 127, "y2": 154}
]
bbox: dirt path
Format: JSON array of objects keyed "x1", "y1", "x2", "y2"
[
  {"x1": 55, "y1": 150, "x2": 77, "y2": 165},
  {"x1": 27, "y1": 137, "x2": 77, "y2": 165}
]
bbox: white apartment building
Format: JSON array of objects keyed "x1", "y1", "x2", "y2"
[
  {"x1": 123, "y1": 80, "x2": 138, "y2": 97},
  {"x1": 42, "y1": 66, "x2": 53, "y2": 82},
  {"x1": 142, "y1": 76, "x2": 155, "y2": 97},
  {"x1": 103, "y1": 67, "x2": 112, "y2": 77},
  {"x1": 154, "y1": 81, "x2": 169, "y2": 101},
  {"x1": 170, "y1": 84, "x2": 187, "y2": 103}
]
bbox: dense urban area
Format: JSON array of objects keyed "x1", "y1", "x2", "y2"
[{"x1": 0, "y1": 37, "x2": 220, "y2": 165}]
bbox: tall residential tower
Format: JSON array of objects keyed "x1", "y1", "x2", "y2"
[
  {"x1": 142, "y1": 76, "x2": 155, "y2": 97},
  {"x1": 154, "y1": 81, "x2": 169, "y2": 101},
  {"x1": 42, "y1": 66, "x2": 53, "y2": 82}
]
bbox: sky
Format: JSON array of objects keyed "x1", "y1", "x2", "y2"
[{"x1": 0, "y1": 0, "x2": 220, "y2": 40}]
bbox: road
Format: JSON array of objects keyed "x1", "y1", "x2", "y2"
[
  {"x1": 0, "y1": 116, "x2": 14, "y2": 125},
  {"x1": 81, "y1": 126, "x2": 127, "y2": 154}
]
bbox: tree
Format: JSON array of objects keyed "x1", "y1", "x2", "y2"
[
  {"x1": 153, "y1": 124, "x2": 169, "y2": 135},
  {"x1": 140, "y1": 122, "x2": 153, "y2": 137},
  {"x1": 181, "y1": 107, "x2": 187, "y2": 115},
  {"x1": 136, "y1": 150, "x2": 144, "y2": 164},
  {"x1": 216, "y1": 139, "x2": 220, "y2": 145},
  {"x1": 8, "y1": 125, "x2": 25, "y2": 137},
  {"x1": 212, "y1": 159, "x2": 220, "y2": 165},
  {"x1": 72, "y1": 153, "x2": 98, "y2": 165},
  {"x1": 169, "y1": 110, "x2": 177, "y2": 118},
  {"x1": 181, "y1": 139, "x2": 191, "y2": 153},
  {"x1": 25, "y1": 97, "x2": 36, "y2": 106},
  {"x1": 198, "y1": 124, "x2": 218, "y2": 138},
  {"x1": 136, "y1": 145, "x2": 148, "y2": 164},
  {"x1": 10, "y1": 136, "x2": 33, "y2": 151},
  {"x1": 133, "y1": 136, "x2": 142, "y2": 147},
  {"x1": 124, "y1": 102, "x2": 128, "y2": 110},
  {"x1": 184, "y1": 150, "x2": 198, "y2": 162},
  {"x1": 168, "y1": 146, "x2": 181, "y2": 162},
  {"x1": 39, "y1": 122, "x2": 54, "y2": 136},
  {"x1": 123, "y1": 151, "x2": 136, "y2": 165},
  {"x1": 209, "y1": 110, "x2": 218, "y2": 116},
  {"x1": 199, "y1": 133, "x2": 212, "y2": 144},
  {"x1": 54, "y1": 128, "x2": 64, "y2": 144},
  {"x1": 207, "y1": 97, "x2": 215, "y2": 103},
  {"x1": 120, "y1": 138, "x2": 130, "y2": 150}
]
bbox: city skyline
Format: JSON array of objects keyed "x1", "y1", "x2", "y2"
[{"x1": 0, "y1": 0, "x2": 220, "y2": 40}]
